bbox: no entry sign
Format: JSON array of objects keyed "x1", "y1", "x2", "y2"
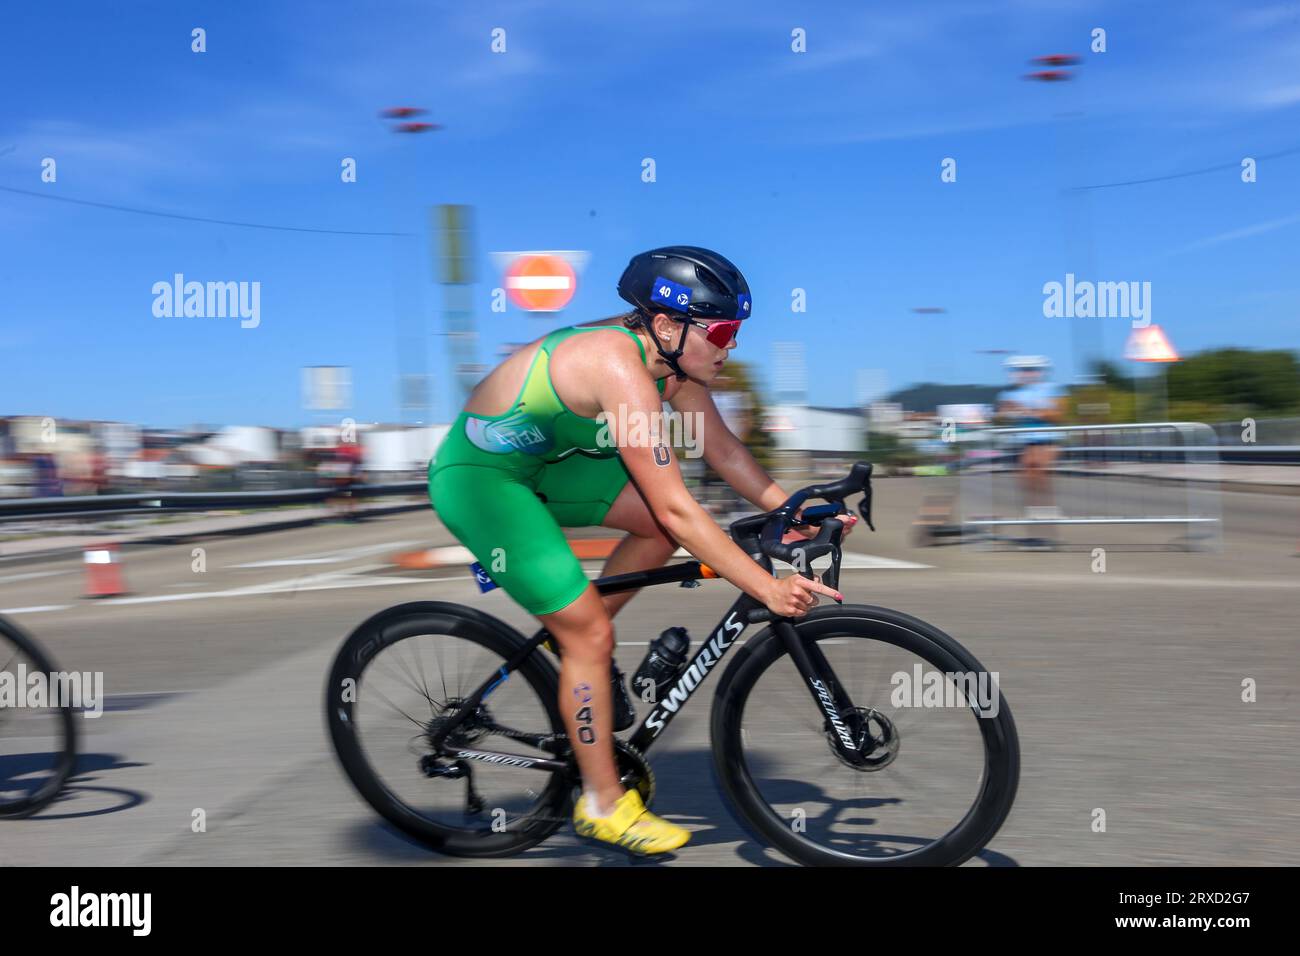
[{"x1": 504, "y1": 253, "x2": 577, "y2": 312}]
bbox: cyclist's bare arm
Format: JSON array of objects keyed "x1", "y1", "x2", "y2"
[
  {"x1": 1041, "y1": 397, "x2": 1068, "y2": 423},
  {"x1": 669, "y1": 379, "x2": 789, "y2": 512},
  {"x1": 594, "y1": 363, "x2": 840, "y2": 615},
  {"x1": 995, "y1": 398, "x2": 1024, "y2": 420}
]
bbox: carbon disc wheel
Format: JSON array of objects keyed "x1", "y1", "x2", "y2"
[
  {"x1": 711, "y1": 604, "x2": 1019, "y2": 866},
  {"x1": 326, "y1": 602, "x2": 570, "y2": 857}
]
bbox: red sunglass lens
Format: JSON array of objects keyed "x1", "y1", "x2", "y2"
[{"x1": 705, "y1": 321, "x2": 741, "y2": 347}]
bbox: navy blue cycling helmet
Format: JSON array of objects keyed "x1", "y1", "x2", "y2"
[{"x1": 617, "y1": 245, "x2": 752, "y2": 380}]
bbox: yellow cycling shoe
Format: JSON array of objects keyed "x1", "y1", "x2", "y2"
[{"x1": 573, "y1": 790, "x2": 691, "y2": 856}]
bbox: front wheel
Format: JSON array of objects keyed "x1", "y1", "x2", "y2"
[
  {"x1": 711, "y1": 604, "x2": 1019, "y2": 866},
  {"x1": 0, "y1": 616, "x2": 77, "y2": 817}
]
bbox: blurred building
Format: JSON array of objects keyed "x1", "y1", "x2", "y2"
[
  {"x1": 359, "y1": 424, "x2": 449, "y2": 473},
  {"x1": 1, "y1": 416, "x2": 143, "y2": 496},
  {"x1": 765, "y1": 405, "x2": 865, "y2": 454}
]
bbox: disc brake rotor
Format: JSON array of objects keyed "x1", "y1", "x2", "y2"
[{"x1": 826, "y1": 706, "x2": 901, "y2": 771}]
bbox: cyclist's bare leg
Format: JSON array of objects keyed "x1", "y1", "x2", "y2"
[
  {"x1": 597, "y1": 480, "x2": 678, "y2": 620},
  {"x1": 1019, "y1": 446, "x2": 1043, "y2": 509},
  {"x1": 1021, "y1": 444, "x2": 1058, "y2": 509},
  {"x1": 537, "y1": 585, "x2": 623, "y2": 815},
  {"x1": 1036, "y1": 444, "x2": 1059, "y2": 506}
]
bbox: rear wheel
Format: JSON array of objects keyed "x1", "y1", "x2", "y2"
[
  {"x1": 711, "y1": 604, "x2": 1019, "y2": 866},
  {"x1": 326, "y1": 602, "x2": 570, "y2": 857}
]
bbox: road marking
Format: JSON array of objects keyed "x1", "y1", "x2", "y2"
[
  {"x1": 952, "y1": 570, "x2": 1299, "y2": 590},
  {"x1": 99, "y1": 578, "x2": 432, "y2": 606},
  {"x1": 94, "y1": 564, "x2": 483, "y2": 607},
  {"x1": 839, "y1": 552, "x2": 931, "y2": 570},
  {"x1": 0, "y1": 569, "x2": 67, "y2": 585},
  {"x1": 228, "y1": 540, "x2": 421, "y2": 569},
  {"x1": 101, "y1": 692, "x2": 188, "y2": 712},
  {"x1": 426, "y1": 545, "x2": 475, "y2": 564},
  {"x1": 54, "y1": 560, "x2": 1297, "y2": 610},
  {"x1": 101, "y1": 568, "x2": 416, "y2": 605}
]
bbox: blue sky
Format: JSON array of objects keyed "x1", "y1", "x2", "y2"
[{"x1": 2, "y1": 0, "x2": 1298, "y2": 427}]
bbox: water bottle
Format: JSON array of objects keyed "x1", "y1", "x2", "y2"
[{"x1": 633, "y1": 627, "x2": 692, "y2": 704}]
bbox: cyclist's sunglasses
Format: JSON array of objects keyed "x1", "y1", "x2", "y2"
[{"x1": 684, "y1": 317, "x2": 742, "y2": 348}]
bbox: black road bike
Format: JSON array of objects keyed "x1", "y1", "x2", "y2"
[
  {"x1": 0, "y1": 615, "x2": 78, "y2": 817},
  {"x1": 326, "y1": 463, "x2": 1020, "y2": 865}
]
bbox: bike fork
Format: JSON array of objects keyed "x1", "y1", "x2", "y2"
[{"x1": 773, "y1": 618, "x2": 866, "y2": 763}]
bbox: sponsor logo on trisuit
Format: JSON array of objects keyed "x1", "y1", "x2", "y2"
[{"x1": 464, "y1": 412, "x2": 551, "y2": 455}]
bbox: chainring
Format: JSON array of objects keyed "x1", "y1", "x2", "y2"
[{"x1": 562, "y1": 738, "x2": 655, "y2": 813}]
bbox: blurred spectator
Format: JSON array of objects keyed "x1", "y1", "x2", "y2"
[
  {"x1": 30, "y1": 453, "x2": 63, "y2": 497},
  {"x1": 996, "y1": 355, "x2": 1066, "y2": 521},
  {"x1": 318, "y1": 444, "x2": 364, "y2": 522}
]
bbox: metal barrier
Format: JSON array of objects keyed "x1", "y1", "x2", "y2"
[
  {"x1": 0, "y1": 482, "x2": 427, "y2": 522},
  {"x1": 956, "y1": 422, "x2": 1223, "y2": 551}
]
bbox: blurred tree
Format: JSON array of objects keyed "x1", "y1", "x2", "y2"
[
  {"x1": 1165, "y1": 348, "x2": 1300, "y2": 413},
  {"x1": 1104, "y1": 387, "x2": 1138, "y2": 423},
  {"x1": 861, "y1": 430, "x2": 920, "y2": 467},
  {"x1": 1077, "y1": 350, "x2": 1300, "y2": 422},
  {"x1": 1089, "y1": 359, "x2": 1136, "y2": 392},
  {"x1": 707, "y1": 359, "x2": 775, "y2": 471},
  {"x1": 678, "y1": 358, "x2": 778, "y2": 517}
]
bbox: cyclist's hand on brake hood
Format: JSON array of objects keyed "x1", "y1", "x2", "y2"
[
  {"x1": 765, "y1": 574, "x2": 842, "y2": 618},
  {"x1": 787, "y1": 513, "x2": 859, "y2": 542}
]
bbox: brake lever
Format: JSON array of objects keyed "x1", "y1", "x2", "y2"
[
  {"x1": 793, "y1": 518, "x2": 843, "y2": 604},
  {"x1": 823, "y1": 518, "x2": 844, "y2": 601},
  {"x1": 859, "y1": 482, "x2": 876, "y2": 532},
  {"x1": 822, "y1": 546, "x2": 843, "y2": 601}
]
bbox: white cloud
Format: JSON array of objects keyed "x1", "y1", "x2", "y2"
[
  {"x1": 1170, "y1": 211, "x2": 1300, "y2": 255},
  {"x1": 1233, "y1": 4, "x2": 1300, "y2": 31},
  {"x1": 1251, "y1": 84, "x2": 1300, "y2": 108}
]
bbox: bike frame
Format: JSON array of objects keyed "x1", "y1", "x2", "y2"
[{"x1": 429, "y1": 553, "x2": 866, "y2": 774}]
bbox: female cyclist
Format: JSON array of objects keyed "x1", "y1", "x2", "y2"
[{"x1": 428, "y1": 246, "x2": 846, "y2": 856}]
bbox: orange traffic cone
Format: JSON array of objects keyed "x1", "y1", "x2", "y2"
[{"x1": 84, "y1": 542, "x2": 127, "y2": 598}]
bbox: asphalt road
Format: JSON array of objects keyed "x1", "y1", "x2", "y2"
[{"x1": 2, "y1": 476, "x2": 1297, "y2": 866}]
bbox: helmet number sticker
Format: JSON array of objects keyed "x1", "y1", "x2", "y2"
[{"x1": 650, "y1": 275, "x2": 691, "y2": 311}]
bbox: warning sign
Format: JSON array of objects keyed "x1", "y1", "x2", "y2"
[{"x1": 1124, "y1": 324, "x2": 1179, "y2": 363}]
